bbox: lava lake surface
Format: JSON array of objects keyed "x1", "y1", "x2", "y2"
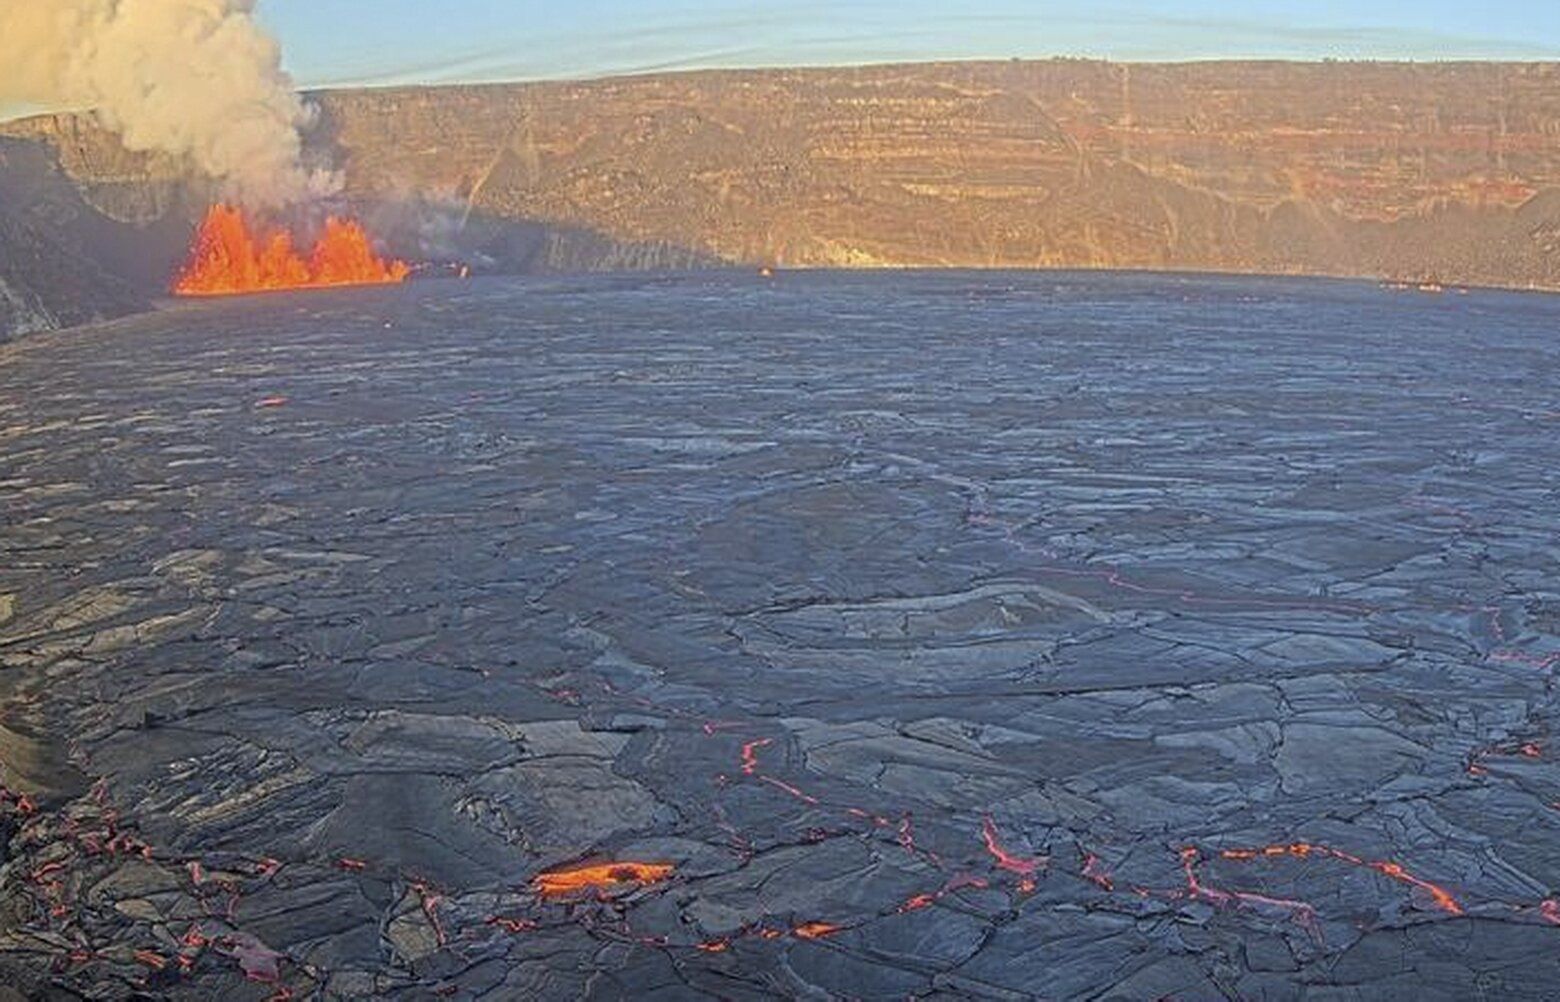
[{"x1": 1, "y1": 271, "x2": 1558, "y2": 999}]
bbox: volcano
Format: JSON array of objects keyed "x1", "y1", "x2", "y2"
[{"x1": 172, "y1": 205, "x2": 410, "y2": 297}]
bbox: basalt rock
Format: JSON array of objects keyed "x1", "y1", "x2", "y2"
[{"x1": 0, "y1": 273, "x2": 1557, "y2": 999}]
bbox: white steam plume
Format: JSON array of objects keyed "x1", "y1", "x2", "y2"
[{"x1": 0, "y1": 0, "x2": 336, "y2": 207}]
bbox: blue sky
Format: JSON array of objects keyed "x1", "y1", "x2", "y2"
[{"x1": 261, "y1": 0, "x2": 1560, "y2": 88}]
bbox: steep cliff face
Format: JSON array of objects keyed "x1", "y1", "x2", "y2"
[
  {"x1": 303, "y1": 61, "x2": 1560, "y2": 286},
  {"x1": 0, "y1": 112, "x2": 707, "y2": 339},
  {"x1": 5, "y1": 59, "x2": 1560, "y2": 333},
  {"x1": 0, "y1": 208, "x2": 145, "y2": 342},
  {"x1": 0, "y1": 138, "x2": 150, "y2": 341}
]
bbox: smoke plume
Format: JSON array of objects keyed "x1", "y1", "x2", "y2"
[{"x1": 0, "y1": 0, "x2": 335, "y2": 207}]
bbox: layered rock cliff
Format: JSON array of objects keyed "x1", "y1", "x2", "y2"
[
  {"x1": 315, "y1": 61, "x2": 1560, "y2": 283},
  {"x1": 5, "y1": 59, "x2": 1560, "y2": 337}
]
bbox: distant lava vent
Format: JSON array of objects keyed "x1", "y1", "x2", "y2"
[{"x1": 173, "y1": 205, "x2": 410, "y2": 297}]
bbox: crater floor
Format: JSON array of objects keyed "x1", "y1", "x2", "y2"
[{"x1": 1, "y1": 273, "x2": 1557, "y2": 1000}]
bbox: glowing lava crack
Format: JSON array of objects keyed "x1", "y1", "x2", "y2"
[
  {"x1": 532, "y1": 862, "x2": 675, "y2": 899},
  {"x1": 173, "y1": 205, "x2": 410, "y2": 297},
  {"x1": 1214, "y1": 843, "x2": 1464, "y2": 916}
]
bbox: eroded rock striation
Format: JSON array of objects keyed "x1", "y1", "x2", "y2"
[{"x1": 6, "y1": 59, "x2": 1560, "y2": 322}]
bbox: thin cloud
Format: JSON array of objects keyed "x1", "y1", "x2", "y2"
[{"x1": 297, "y1": 7, "x2": 1560, "y2": 93}]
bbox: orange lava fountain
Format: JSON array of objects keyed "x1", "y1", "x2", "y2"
[{"x1": 173, "y1": 204, "x2": 410, "y2": 297}]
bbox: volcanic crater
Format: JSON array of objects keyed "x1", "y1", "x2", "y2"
[{"x1": 0, "y1": 271, "x2": 1556, "y2": 999}]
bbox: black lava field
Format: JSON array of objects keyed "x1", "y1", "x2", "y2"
[{"x1": 1, "y1": 272, "x2": 1557, "y2": 1000}]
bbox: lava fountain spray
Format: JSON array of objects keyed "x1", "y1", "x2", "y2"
[
  {"x1": 0, "y1": 1, "x2": 410, "y2": 295},
  {"x1": 173, "y1": 206, "x2": 411, "y2": 296}
]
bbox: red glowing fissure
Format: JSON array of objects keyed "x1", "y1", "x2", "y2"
[
  {"x1": 1213, "y1": 842, "x2": 1464, "y2": 917},
  {"x1": 2, "y1": 782, "x2": 294, "y2": 991},
  {"x1": 897, "y1": 873, "x2": 990, "y2": 913},
  {"x1": 1468, "y1": 738, "x2": 1545, "y2": 776},
  {"x1": 981, "y1": 815, "x2": 1045, "y2": 890},
  {"x1": 1082, "y1": 852, "x2": 1116, "y2": 891},
  {"x1": 486, "y1": 916, "x2": 539, "y2": 935},
  {"x1": 740, "y1": 738, "x2": 772, "y2": 776},
  {"x1": 1180, "y1": 847, "x2": 1323, "y2": 939},
  {"x1": 410, "y1": 879, "x2": 448, "y2": 946}
]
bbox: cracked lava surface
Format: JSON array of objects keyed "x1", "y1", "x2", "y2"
[{"x1": 0, "y1": 272, "x2": 1558, "y2": 999}]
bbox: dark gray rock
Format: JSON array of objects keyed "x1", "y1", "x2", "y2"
[{"x1": 1, "y1": 272, "x2": 1557, "y2": 999}]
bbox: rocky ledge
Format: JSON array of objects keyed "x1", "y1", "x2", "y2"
[{"x1": 8, "y1": 60, "x2": 1560, "y2": 301}]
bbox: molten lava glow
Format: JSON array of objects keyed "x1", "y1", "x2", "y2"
[
  {"x1": 897, "y1": 874, "x2": 990, "y2": 913},
  {"x1": 410, "y1": 880, "x2": 447, "y2": 946},
  {"x1": 898, "y1": 814, "x2": 943, "y2": 866},
  {"x1": 982, "y1": 815, "x2": 1045, "y2": 890},
  {"x1": 792, "y1": 921, "x2": 843, "y2": 940},
  {"x1": 1469, "y1": 738, "x2": 1546, "y2": 775},
  {"x1": 532, "y1": 861, "x2": 674, "y2": 899},
  {"x1": 1216, "y1": 843, "x2": 1464, "y2": 916},
  {"x1": 760, "y1": 775, "x2": 821, "y2": 805},
  {"x1": 173, "y1": 205, "x2": 410, "y2": 297},
  {"x1": 1082, "y1": 852, "x2": 1115, "y2": 891},
  {"x1": 735, "y1": 736, "x2": 823, "y2": 804},
  {"x1": 1181, "y1": 847, "x2": 1322, "y2": 939},
  {"x1": 740, "y1": 739, "x2": 772, "y2": 775},
  {"x1": 134, "y1": 949, "x2": 168, "y2": 970}
]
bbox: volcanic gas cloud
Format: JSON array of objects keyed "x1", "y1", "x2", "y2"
[
  {"x1": 1, "y1": 2, "x2": 410, "y2": 297},
  {"x1": 174, "y1": 205, "x2": 410, "y2": 297},
  {"x1": 0, "y1": 1, "x2": 334, "y2": 207}
]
